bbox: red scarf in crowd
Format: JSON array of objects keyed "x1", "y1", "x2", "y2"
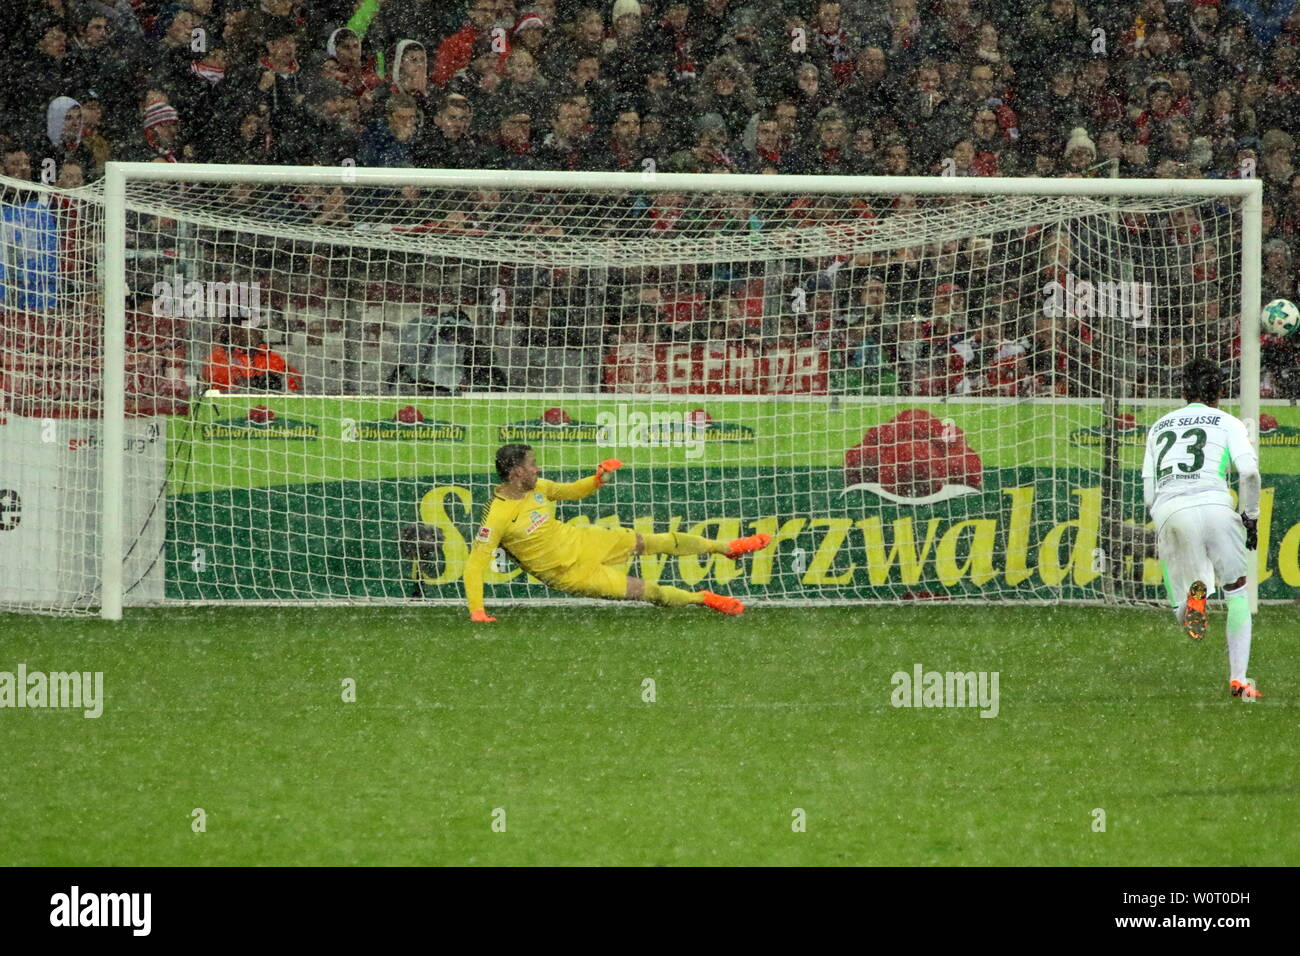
[
  {"x1": 191, "y1": 59, "x2": 226, "y2": 84},
  {"x1": 258, "y1": 55, "x2": 300, "y2": 76}
]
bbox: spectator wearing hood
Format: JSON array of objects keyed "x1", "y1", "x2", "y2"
[
  {"x1": 693, "y1": 56, "x2": 758, "y2": 143},
  {"x1": 377, "y1": 39, "x2": 434, "y2": 115},
  {"x1": 42, "y1": 96, "x2": 95, "y2": 181},
  {"x1": 718, "y1": 6, "x2": 774, "y2": 87},
  {"x1": 738, "y1": 110, "x2": 796, "y2": 174},
  {"x1": 1062, "y1": 126, "x2": 1097, "y2": 175},
  {"x1": 788, "y1": 61, "x2": 836, "y2": 130},
  {"x1": 433, "y1": 0, "x2": 501, "y2": 88},
  {"x1": 321, "y1": 28, "x2": 383, "y2": 113},
  {"x1": 681, "y1": 111, "x2": 735, "y2": 172}
]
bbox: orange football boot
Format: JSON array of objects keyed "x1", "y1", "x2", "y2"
[
  {"x1": 700, "y1": 591, "x2": 745, "y2": 615},
  {"x1": 1230, "y1": 680, "x2": 1263, "y2": 700},
  {"x1": 725, "y1": 532, "x2": 771, "y2": 560},
  {"x1": 1183, "y1": 580, "x2": 1208, "y2": 642}
]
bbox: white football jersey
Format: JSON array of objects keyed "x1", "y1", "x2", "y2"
[{"x1": 1141, "y1": 403, "x2": 1258, "y2": 513}]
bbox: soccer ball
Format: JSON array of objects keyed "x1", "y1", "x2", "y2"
[{"x1": 1261, "y1": 299, "x2": 1300, "y2": 337}]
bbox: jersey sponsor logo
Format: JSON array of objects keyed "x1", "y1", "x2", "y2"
[
  {"x1": 475, "y1": 526, "x2": 492, "y2": 543},
  {"x1": 525, "y1": 509, "x2": 548, "y2": 534}
]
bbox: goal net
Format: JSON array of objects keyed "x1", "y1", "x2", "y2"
[{"x1": 0, "y1": 165, "x2": 1261, "y2": 616}]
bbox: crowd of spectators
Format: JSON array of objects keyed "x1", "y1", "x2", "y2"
[{"x1": 2, "y1": 0, "x2": 1300, "y2": 398}]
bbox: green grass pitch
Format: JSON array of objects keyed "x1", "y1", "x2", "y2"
[{"x1": 2, "y1": 605, "x2": 1297, "y2": 866}]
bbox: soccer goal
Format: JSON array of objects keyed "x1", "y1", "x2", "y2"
[{"x1": 0, "y1": 163, "x2": 1263, "y2": 617}]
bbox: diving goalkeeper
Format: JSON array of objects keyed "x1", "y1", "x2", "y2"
[{"x1": 465, "y1": 444, "x2": 771, "y2": 621}]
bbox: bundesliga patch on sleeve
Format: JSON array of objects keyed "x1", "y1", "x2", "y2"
[{"x1": 475, "y1": 526, "x2": 492, "y2": 543}]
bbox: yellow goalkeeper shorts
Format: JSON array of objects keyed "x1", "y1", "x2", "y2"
[{"x1": 541, "y1": 526, "x2": 638, "y2": 599}]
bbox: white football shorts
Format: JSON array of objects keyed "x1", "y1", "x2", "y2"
[{"x1": 1154, "y1": 497, "x2": 1248, "y2": 601}]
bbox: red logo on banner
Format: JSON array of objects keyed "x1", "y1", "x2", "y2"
[{"x1": 845, "y1": 409, "x2": 983, "y2": 500}]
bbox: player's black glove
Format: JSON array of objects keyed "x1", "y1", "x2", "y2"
[{"x1": 1241, "y1": 514, "x2": 1258, "y2": 551}]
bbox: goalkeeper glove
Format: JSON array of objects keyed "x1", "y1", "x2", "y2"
[
  {"x1": 594, "y1": 458, "x2": 623, "y2": 486},
  {"x1": 470, "y1": 610, "x2": 497, "y2": 623},
  {"x1": 1241, "y1": 514, "x2": 1258, "y2": 551}
]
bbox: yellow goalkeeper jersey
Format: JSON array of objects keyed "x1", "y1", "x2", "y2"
[{"x1": 463, "y1": 475, "x2": 600, "y2": 613}]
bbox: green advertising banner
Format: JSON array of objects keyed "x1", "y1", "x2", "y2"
[{"x1": 166, "y1": 397, "x2": 1300, "y2": 602}]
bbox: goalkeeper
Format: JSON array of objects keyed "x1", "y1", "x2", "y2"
[{"x1": 465, "y1": 444, "x2": 771, "y2": 621}]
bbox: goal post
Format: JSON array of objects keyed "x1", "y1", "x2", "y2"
[{"x1": 2, "y1": 163, "x2": 1266, "y2": 616}]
